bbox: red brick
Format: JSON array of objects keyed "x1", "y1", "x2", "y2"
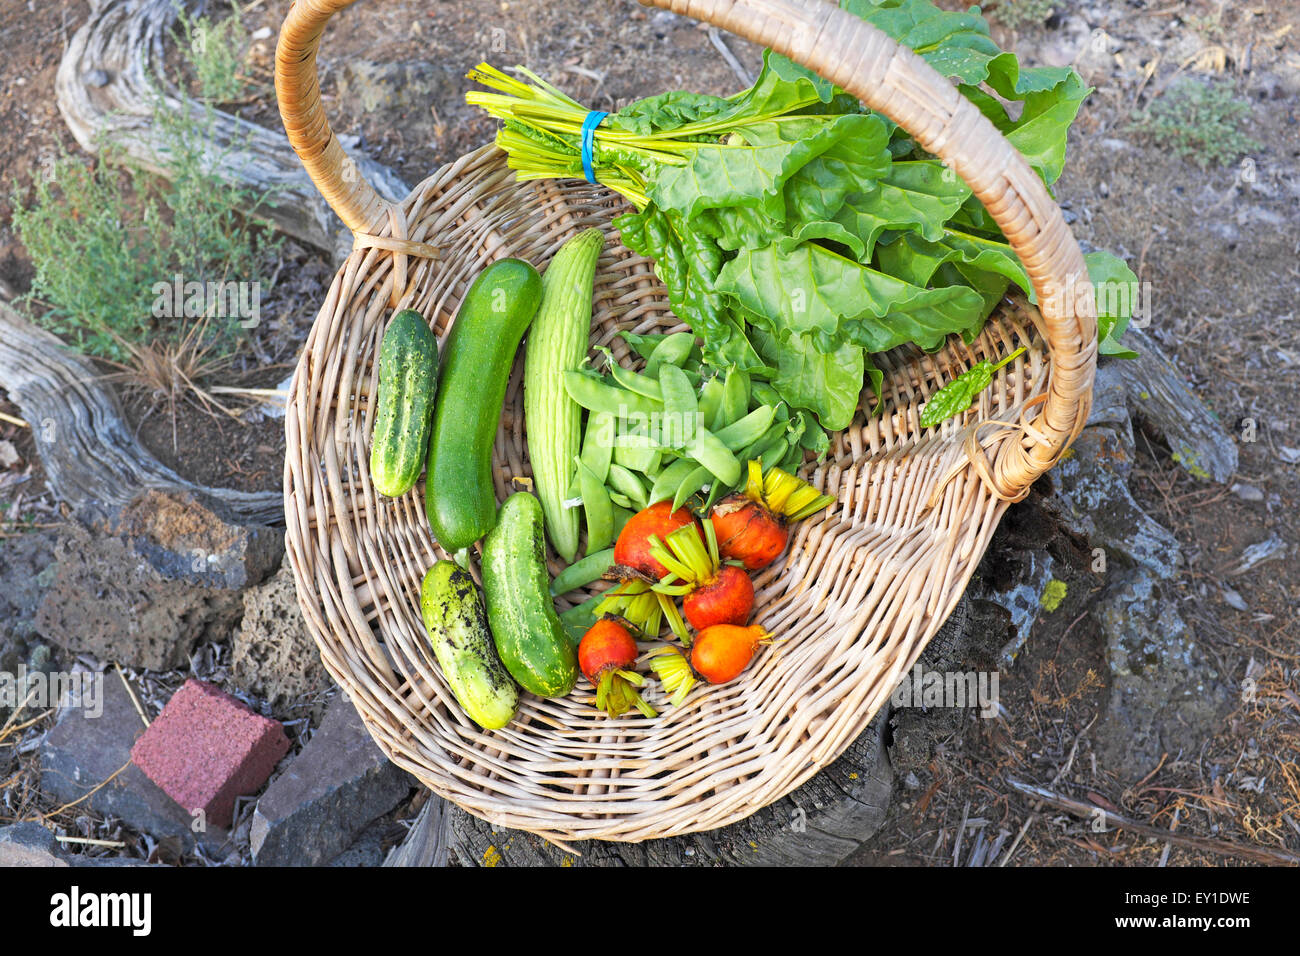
[{"x1": 130, "y1": 680, "x2": 289, "y2": 828}]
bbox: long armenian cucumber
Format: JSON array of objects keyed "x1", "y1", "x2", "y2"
[
  {"x1": 370, "y1": 309, "x2": 439, "y2": 497},
  {"x1": 481, "y1": 492, "x2": 578, "y2": 698},
  {"x1": 523, "y1": 227, "x2": 604, "y2": 563},
  {"x1": 424, "y1": 259, "x2": 543, "y2": 551},
  {"x1": 420, "y1": 561, "x2": 519, "y2": 730}
]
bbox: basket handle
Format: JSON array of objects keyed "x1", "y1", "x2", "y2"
[{"x1": 275, "y1": 0, "x2": 1096, "y2": 498}]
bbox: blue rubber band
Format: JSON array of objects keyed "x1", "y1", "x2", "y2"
[{"x1": 580, "y1": 110, "x2": 608, "y2": 185}]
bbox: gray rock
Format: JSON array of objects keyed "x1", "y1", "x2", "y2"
[
  {"x1": 1087, "y1": 360, "x2": 1132, "y2": 431},
  {"x1": 36, "y1": 527, "x2": 243, "y2": 671},
  {"x1": 1109, "y1": 329, "x2": 1239, "y2": 484},
  {"x1": 0, "y1": 531, "x2": 59, "y2": 723},
  {"x1": 337, "y1": 59, "x2": 452, "y2": 115},
  {"x1": 33, "y1": 485, "x2": 283, "y2": 672},
  {"x1": 968, "y1": 541, "x2": 1057, "y2": 667},
  {"x1": 1092, "y1": 569, "x2": 1230, "y2": 781},
  {"x1": 0, "y1": 822, "x2": 68, "y2": 867},
  {"x1": 111, "y1": 488, "x2": 283, "y2": 591},
  {"x1": 328, "y1": 817, "x2": 392, "y2": 867},
  {"x1": 0, "y1": 528, "x2": 57, "y2": 644},
  {"x1": 1047, "y1": 423, "x2": 1183, "y2": 580},
  {"x1": 0, "y1": 822, "x2": 157, "y2": 867},
  {"x1": 39, "y1": 670, "x2": 229, "y2": 851},
  {"x1": 1230, "y1": 482, "x2": 1265, "y2": 502},
  {"x1": 1224, "y1": 533, "x2": 1288, "y2": 577},
  {"x1": 231, "y1": 557, "x2": 332, "y2": 716},
  {"x1": 250, "y1": 695, "x2": 412, "y2": 866}
]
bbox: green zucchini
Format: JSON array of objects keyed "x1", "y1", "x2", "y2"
[
  {"x1": 370, "y1": 309, "x2": 439, "y2": 497},
  {"x1": 420, "y1": 561, "x2": 518, "y2": 730},
  {"x1": 481, "y1": 492, "x2": 578, "y2": 698},
  {"x1": 425, "y1": 259, "x2": 543, "y2": 551},
  {"x1": 523, "y1": 228, "x2": 604, "y2": 563}
]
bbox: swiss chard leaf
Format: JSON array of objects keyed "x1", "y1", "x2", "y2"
[
  {"x1": 650, "y1": 113, "x2": 890, "y2": 239},
  {"x1": 831, "y1": 160, "x2": 972, "y2": 261},
  {"x1": 608, "y1": 90, "x2": 732, "y2": 136},
  {"x1": 839, "y1": 0, "x2": 1087, "y2": 183},
  {"x1": 750, "y1": 324, "x2": 866, "y2": 431},
  {"x1": 715, "y1": 239, "x2": 987, "y2": 354},
  {"x1": 1085, "y1": 251, "x2": 1141, "y2": 359},
  {"x1": 724, "y1": 50, "x2": 841, "y2": 121}
]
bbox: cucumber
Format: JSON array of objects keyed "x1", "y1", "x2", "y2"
[
  {"x1": 523, "y1": 228, "x2": 603, "y2": 563},
  {"x1": 425, "y1": 259, "x2": 543, "y2": 551},
  {"x1": 420, "y1": 561, "x2": 519, "y2": 730},
  {"x1": 370, "y1": 309, "x2": 439, "y2": 497},
  {"x1": 481, "y1": 492, "x2": 578, "y2": 698}
]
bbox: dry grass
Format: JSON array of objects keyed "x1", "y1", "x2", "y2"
[{"x1": 98, "y1": 315, "x2": 249, "y2": 451}]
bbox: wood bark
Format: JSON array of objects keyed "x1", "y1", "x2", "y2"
[
  {"x1": 56, "y1": 0, "x2": 409, "y2": 260},
  {"x1": 0, "y1": 301, "x2": 281, "y2": 525},
  {"x1": 443, "y1": 709, "x2": 892, "y2": 866}
]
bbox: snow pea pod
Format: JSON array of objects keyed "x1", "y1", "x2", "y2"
[
  {"x1": 721, "y1": 368, "x2": 749, "y2": 426},
  {"x1": 649, "y1": 457, "x2": 700, "y2": 506},
  {"x1": 672, "y1": 464, "x2": 712, "y2": 513},
  {"x1": 698, "y1": 375, "x2": 726, "y2": 432},
  {"x1": 564, "y1": 370, "x2": 662, "y2": 416},
  {"x1": 559, "y1": 593, "x2": 605, "y2": 647},
  {"x1": 687, "y1": 426, "x2": 741, "y2": 486},
  {"x1": 550, "y1": 547, "x2": 616, "y2": 596},
  {"x1": 609, "y1": 364, "x2": 664, "y2": 402},
  {"x1": 658, "y1": 364, "x2": 698, "y2": 450},
  {"x1": 607, "y1": 463, "x2": 650, "y2": 512},
  {"x1": 580, "y1": 410, "x2": 615, "y2": 485},
  {"x1": 714, "y1": 404, "x2": 775, "y2": 452},
  {"x1": 645, "y1": 332, "x2": 695, "y2": 377},
  {"x1": 575, "y1": 458, "x2": 614, "y2": 556}
]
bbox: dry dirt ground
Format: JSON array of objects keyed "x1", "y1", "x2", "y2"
[{"x1": 1, "y1": 0, "x2": 1298, "y2": 866}]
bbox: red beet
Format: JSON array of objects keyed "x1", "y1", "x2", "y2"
[
  {"x1": 611, "y1": 501, "x2": 699, "y2": 581},
  {"x1": 577, "y1": 619, "x2": 656, "y2": 719},
  {"x1": 710, "y1": 496, "x2": 788, "y2": 571},
  {"x1": 682, "y1": 563, "x2": 754, "y2": 630}
]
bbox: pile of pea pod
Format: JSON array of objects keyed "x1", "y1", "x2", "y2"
[{"x1": 555, "y1": 330, "x2": 827, "y2": 562}]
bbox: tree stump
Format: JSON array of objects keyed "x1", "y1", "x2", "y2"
[{"x1": 440, "y1": 702, "x2": 892, "y2": 867}]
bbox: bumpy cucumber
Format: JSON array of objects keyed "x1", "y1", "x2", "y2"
[
  {"x1": 523, "y1": 227, "x2": 604, "y2": 563},
  {"x1": 481, "y1": 492, "x2": 578, "y2": 698},
  {"x1": 420, "y1": 561, "x2": 519, "y2": 730},
  {"x1": 424, "y1": 259, "x2": 543, "y2": 552},
  {"x1": 370, "y1": 309, "x2": 439, "y2": 497}
]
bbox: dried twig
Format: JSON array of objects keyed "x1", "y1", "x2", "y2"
[
  {"x1": 706, "y1": 27, "x2": 754, "y2": 86},
  {"x1": 1006, "y1": 778, "x2": 1300, "y2": 866},
  {"x1": 117, "y1": 666, "x2": 150, "y2": 729}
]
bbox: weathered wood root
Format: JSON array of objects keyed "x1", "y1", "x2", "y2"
[
  {"x1": 0, "y1": 301, "x2": 281, "y2": 526},
  {"x1": 56, "y1": 0, "x2": 410, "y2": 258},
  {"x1": 1112, "y1": 328, "x2": 1238, "y2": 484}
]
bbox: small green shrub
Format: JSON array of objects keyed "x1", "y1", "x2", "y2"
[
  {"x1": 1132, "y1": 77, "x2": 1262, "y2": 169},
  {"x1": 10, "y1": 6, "x2": 278, "y2": 363},
  {"x1": 173, "y1": 0, "x2": 249, "y2": 103}
]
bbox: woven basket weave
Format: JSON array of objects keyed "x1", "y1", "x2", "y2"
[{"x1": 276, "y1": 0, "x2": 1097, "y2": 843}]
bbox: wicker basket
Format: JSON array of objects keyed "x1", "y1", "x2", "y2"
[{"x1": 276, "y1": 0, "x2": 1097, "y2": 844}]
